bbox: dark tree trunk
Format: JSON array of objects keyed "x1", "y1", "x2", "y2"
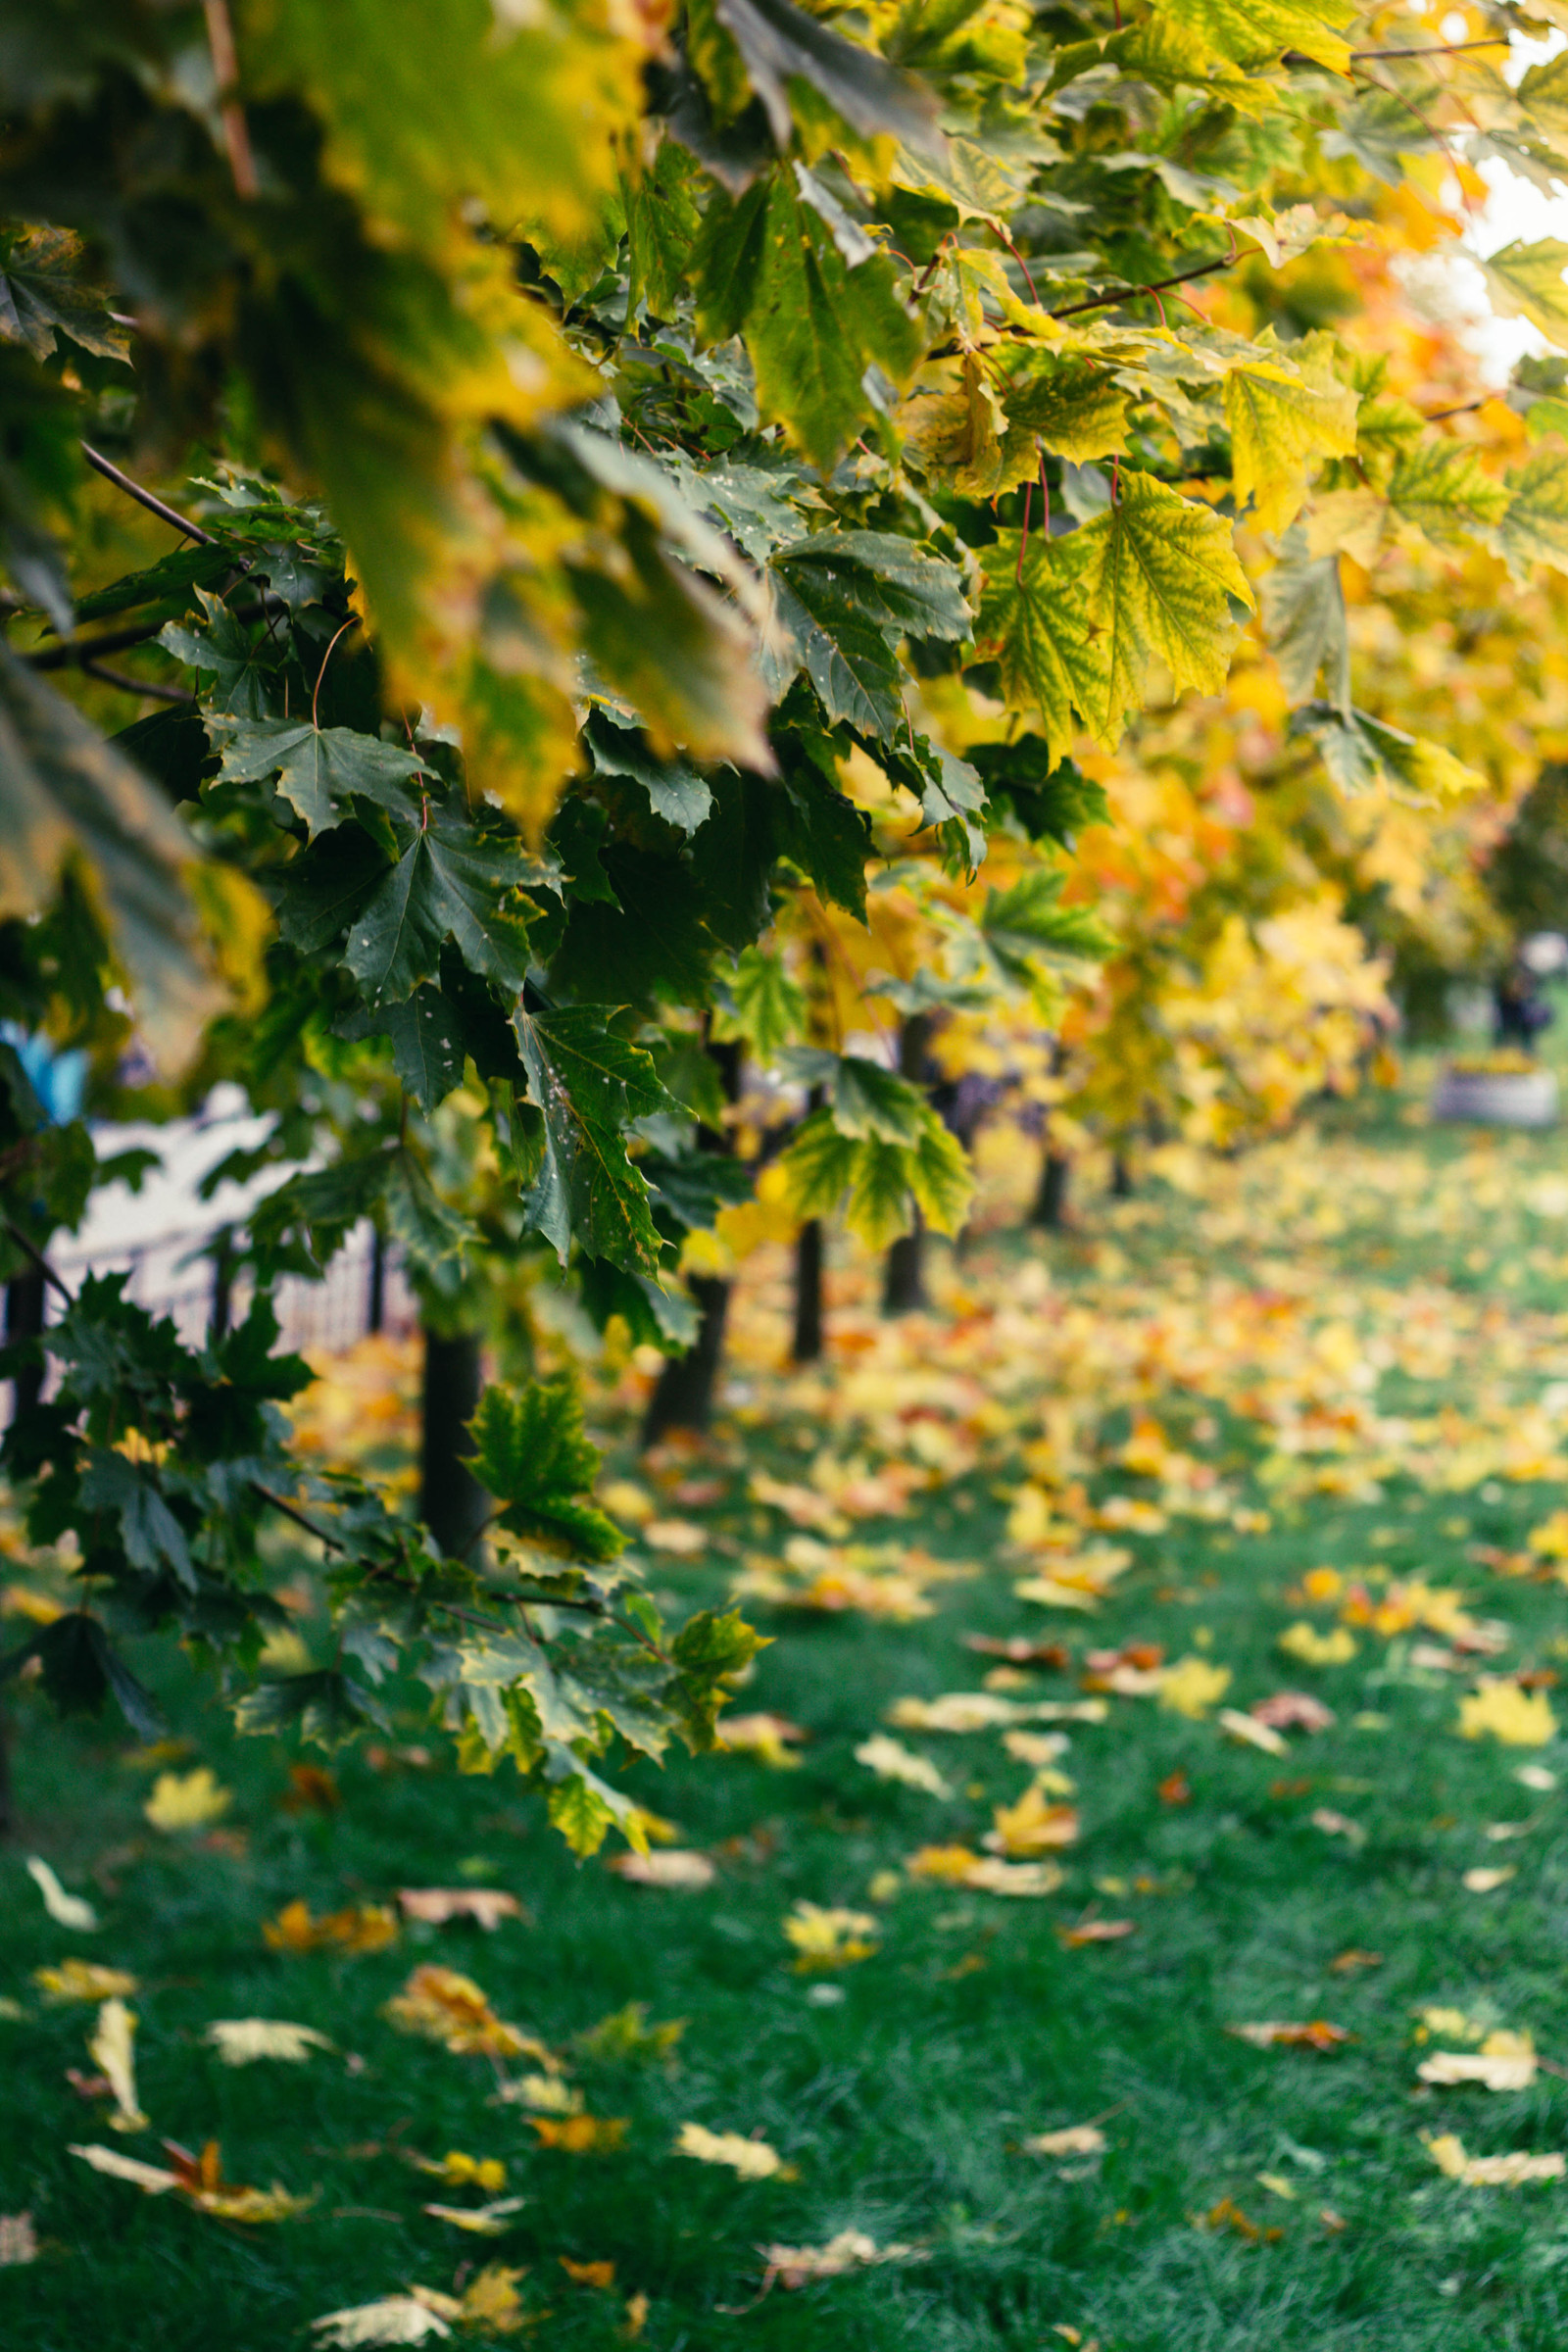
[
  {"x1": 643, "y1": 1274, "x2": 732, "y2": 1443},
  {"x1": 210, "y1": 1229, "x2": 234, "y2": 1342},
  {"x1": 1032, "y1": 1151, "x2": 1071, "y2": 1230},
  {"x1": 420, "y1": 1323, "x2": 488, "y2": 1556},
  {"x1": 642, "y1": 1035, "x2": 743, "y2": 1445},
  {"x1": 792, "y1": 1219, "x2": 824, "y2": 1362},
  {"x1": 882, "y1": 1011, "x2": 933, "y2": 1316},
  {"x1": 1110, "y1": 1152, "x2": 1134, "y2": 1199},
  {"x1": 882, "y1": 1212, "x2": 928, "y2": 1315},
  {"x1": 5, "y1": 1263, "x2": 45, "y2": 1417},
  {"x1": 367, "y1": 1224, "x2": 386, "y2": 1335}
]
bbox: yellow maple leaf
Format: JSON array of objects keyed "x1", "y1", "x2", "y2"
[
  {"x1": 143, "y1": 1768, "x2": 231, "y2": 1833},
  {"x1": 782, "y1": 1901, "x2": 880, "y2": 1970},
  {"x1": 34, "y1": 1959, "x2": 138, "y2": 2003},
  {"x1": 1157, "y1": 1657, "x2": 1232, "y2": 1719},
  {"x1": 1457, "y1": 1683, "x2": 1558, "y2": 1747},
  {"x1": 674, "y1": 2123, "x2": 783, "y2": 2180}
]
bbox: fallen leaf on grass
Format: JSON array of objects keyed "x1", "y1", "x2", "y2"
[
  {"x1": 314, "y1": 2299, "x2": 454, "y2": 2346},
  {"x1": 72, "y1": 2138, "x2": 313, "y2": 2221},
  {"x1": 495, "y1": 2073, "x2": 580, "y2": 2116},
  {"x1": 397, "y1": 1888, "x2": 523, "y2": 1931},
  {"x1": 1278, "y1": 1624, "x2": 1357, "y2": 1668},
  {"x1": 1002, "y1": 1730, "x2": 1071, "y2": 1769},
  {"x1": 855, "y1": 1735, "x2": 953, "y2": 1798},
  {"x1": 206, "y1": 2019, "x2": 335, "y2": 2066},
  {"x1": 784, "y1": 1901, "x2": 880, "y2": 1970},
  {"x1": 560, "y1": 2257, "x2": 615, "y2": 2288},
  {"x1": 1023, "y1": 2126, "x2": 1107, "y2": 2159},
  {"x1": 620, "y1": 2290, "x2": 649, "y2": 2339},
  {"x1": 984, "y1": 1788, "x2": 1079, "y2": 1857},
  {"x1": 645, "y1": 1518, "x2": 707, "y2": 1555},
  {"x1": 1250, "y1": 1692, "x2": 1335, "y2": 1733},
  {"x1": 264, "y1": 1899, "x2": 399, "y2": 1956},
  {"x1": 905, "y1": 1844, "x2": 1063, "y2": 1896},
  {"x1": 1218, "y1": 1708, "x2": 1287, "y2": 1756},
  {"x1": 760, "y1": 2230, "x2": 925, "y2": 2289},
  {"x1": 89, "y1": 1997, "x2": 147, "y2": 2132},
  {"x1": 1463, "y1": 1866, "x2": 1517, "y2": 1892},
  {"x1": 423, "y1": 2196, "x2": 527, "y2": 2232},
  {"x1": 1158, "y1": 1770, "x2": 1192, "y2": 1806},
  {"x1": 964, "y1": 1636, "x2": 1070, "y2": 1668},
  {"x1": 717, "y1": 1714, "x2": 807, "y2": 1768},
  {"x1": 1419, "y1": 2035, "x2": 1537, "y2": 2091},
  {"x1": 34, "y1": 1960, "x2": 136, "y2": 2003},
  {"x1": 887, "y1": 1692, "x2": 1034, "y2": 1733},
  {"x1": 415, "y1": 2151, "x2": 508, "y2": 2193},
  {"x1": 25, "y1": 1856, "x2": 100, "y2": 1932},
  {"x1": 1158, "y1": 1659, "x2": 1232, "y2": 1719},
  {"x1": 1257, "y1": 2173, "x2": 1296, "y2": 2200},
  {"x1": 384, "y1": 1967, "x2": 534, "y2": 2060},
  {"x1": 1312, "y1": 1807, "x2": 1366, "y2": 1845},
  {"x1": 1485, "y1": 1820, "x2": 1532, "y2": 1841},
  {"x1": 0, "y1": 2212, "x2": 38, "y2": 2265},
  {"x1": 1517, "y1": 1763, "x2": 1557, "y2": 1791},
  {"x1": 280, "y1": 1765, "x2": 340, "y2": 1814},
  {"x1": 675, "y1": 2123, "x2": 783, "y2": 2180},
  {"x1": 1057, "y1": 1919, "x2": 1136, "y2": 1947},
  {"x1": 605, "y1": 1850, "x2": 715, "y2": 1890},
  {"x1": 1329, "y1": 1949, "x2": 1383, "y2": 1973},
  {"x1": 143, "y1": 1768, "x2": 231, "y2": 1833},
  {"x1": 1425, "y1": 2132, "x2": 1566, "y2": 2185},
  {"x1": 1457, "y1": 1682, "x2": 1557, "y2": 1746},
  {"x1": 527, "y1": 2116, "x2": 627, "y2": 2154},
  {"x1": 575, "y1": 2001, "x2": 685, "y2": 2066},
  {"x1": 1200, "y1": 2196, "x2": 1282, "y2": 2242},
  {"x1": 1227, "y1": 2022, "x2": 1354, "y2": 2051}
]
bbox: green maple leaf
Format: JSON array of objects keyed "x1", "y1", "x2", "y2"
[
  {"x1": 0, "y1": 224, "x2": 128, "y2": 364},
  {"x1": 1224, "y1": 362, "x2": 1358, "y2": 534},
  {"x1": 210, "y1": 715, "x2": 426, "y2": 837},
  {"x1": 624, "y1": 138, "x2": 703, "y2": 321},
  {"x1": 1518, "y1": 47, "x2": 1568, "y2": 147},
  {"x1": 1078, "y1": 472, "x2": 1251, "y2": 746},
  {"x1": 1003, "y1": 359, "x2": 1130, "y2": 466},
  {"x1": 720, "y1": 946, "x2": 806, "y2": 1061},
  {"x1": 343, "y1": 806, "x2": 538, "y2": 1004},
  {"x1": 160, "y1": 589, "x2": 276, "y2": 719},
  {"x1": 982, "y1": 869, "x2": 1112, "y2": 987},
  {"x1": 466, "y1": 1377, "x2": 625, "y2": 1562},
  {"x1": 670, "y1": 1604, "x2": 768, "y2": 1749},
  {"x1": 1482, "y1": 241, "x2": 1568, "y2": 347},
  {"x1": 1152, "y1": 0, "x2": 1352, "y2": 74},
  {"x1": 975, "y1": 527, "x2": 1107, "y2": 766},
  {"x1": 1500, "y1": 445, "x2": 1568, "y2": 581},
  {"x1": 511, "y1": 1004, "x2": 666, "y2": 1273},
  {"x1": 1386, "y1": 440, "x2": 1509, "y2": 549},
  {"x1": 1260, "y1": 529, "x2": 1349, "y2": 712}
]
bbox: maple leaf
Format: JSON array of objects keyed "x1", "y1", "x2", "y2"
[
  {"x1": 675, "y1": 2123, "x2": 784, "y2": 2179},
  {"x1": 1482, "y1": 240, "x2": 1568, "y2": 347},
  {"x1": 143, "y1": 1767, "x2": 231, "y2": 1832},
  {"x1": 1457, "y1": 1681, "x2": 1558, "y2": 1746},
  {"x1": 204, "y1": 2020, "x2": 336, "y2": 2065},
  {"x1": 34, "y1": 1960, "x2": 137, "y2": 2003},
  {"x1": 88, "y1": 1997, "x2": 147, "y2": 2132},
  {"x1": 527, "y1": 2115, "x2": 629, "y2": 2154},
  {"x1": 396, "y1": 1888, "x2": 524, "y2": 1931},
  {"x1": 1150, "y1": 0, "x2": 1353, "y2": 72},
  {"x1": 783, "y1": 1900, "x2": 880, "y2": 1969},
  {"x1": 855, "y1": 1733, "x2": 954, "y2": 1797},
  {"x1": 24, "y1": 1856, "x2": 99, "y2": 1932},
  {"x1": 313, "y1": 2299, "x2": 454, "y2": 2347},
  {"x1": 383, "y1": 1965, "x2": 531, "y2": 2059},
  {"x1": 1225, "y1": 362, "x2": 1358, "y2": 534}
]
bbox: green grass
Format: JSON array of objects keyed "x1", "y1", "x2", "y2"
[{"x1": 9, "y1": 1045, "x2": 1568, "y2": 2349}]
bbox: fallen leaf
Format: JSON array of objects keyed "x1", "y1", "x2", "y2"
[
  {"x1": 383, "y1": 1966, "x2": 533, "y2": 2060},
  {"x1": 1256, "y1": 2173, "x2": 1296, "y2": 2200},
  {"x1": 717, "y1": 1714, "x2": 808, "y2": 1768},
  {"x1": 963, "y1": 1636, "x2": 1070, "y2": 1668},
  {"x1": 1312, "y1": 1807, "x2": 1366, "y2": 1845},
  {"x1": 1227, "y1": 2021, "x2": 1354, "y2": 2051},
  {"x1": 644, "y1": 1518, "x2": 707, "y2": 1555},
  {"x1": 0, "y1": 2212, "x2": 38, "y2": 2266},
  {"x1": 1057, "y1": 1919, "x2": 1136, "y2": 1947},
  {"x1": 1157, "y1": 1658, "x2": 1232, "y2": 1719},
  {"x1": 574, "y1": 2001, "x2": 685, "y2": 2066},
  {"x1": 1219, "y1": 1707, "x2": 1287, "y2": 1755},
  {"x1": 25, "y1": 1856, "x2": 100, "y2": 1933},
  {"x1": 415, "y1": 2150, "x2": 508, "y2": 2193},
  {"x1": 456, "y1": 2267, "x2": 527, "y2": 2333},
  {"x1": 1463, "y1": 1866, "x2": 1517, "y2": 1892},
  {"x1": 1426, "y1": 2132, "x2": 1566, "y2": 2185},
  {"x1": 205, "y1": 2019, "x2": 335, "y2": 2066},
  {"x1": 397, "y1": 1888, "x2": 523, "y2": 1931},
  {"x1": 1002, "y1": 1730, "x2": 1071, "y2": 1769},
  {"x1": 855, "y1": 1734, "x2": 954, "y2": 1798},
  {"x1": 1278, "y1": 1624, "x2": 1358, "y2": 1668},
  {"x1": 1329, "y1": 1949, "x2": 1383, "y2": 1973},
  {"x1": 675, "y1": 2123, "x2": 783, "y2": 2179},
  {"x1": 1157, "y1": 1770, "x2": 1192, "y2": 1806},
  {"x1": 962, "y1": 1858, "x2": 1064, "y2": 1896},
  {"x1": 1516, "y1": 1763, "x2": 1557, "y2": 1791},
  {"x1": 70, "y1": 2143, "x2": 178, "y2": 2194},
  {"x1": 605, "y1": 1850, "x2": 716, "y2": 1890},
  {"x1": 783, "y1": 1901, "x2": 880, "y2": 1970},
  {"x1": 422, "y1": 2196, "x2": 527, "y2": 2232},
  {"x1": 89, "y1": 1997, "x2": 147, "y2": 2132},
  {"x1": 620, "y1": 2290, "x2": 649, "y2": 2339},
  {"x1": 1022, "y1": 2126, "x2": 1107, "y2": 2159},
  {"x1": 760, "y1": 2230, "x2": 925, "y2": 2289},
  {"x1": 560, "y1": 2258, "x2": 615, "y2": 2288},
  {"x1": 984, "y1": 1787, "x2": 1079, "y2": 1857},
  {"x1": 1250, "y1": 1692, "x2": 1336, "y2": 1733},
  {"x1": 1457, "y1": 1682, "x2": 1558, "y2": 1746},
  {"x1": 263, "y1": 1899, "x2": 399, "y2": 1955},
  {"x1": 34, "y1": 1959, "x2": 137, "y2": 2003},
  {"x1": 280, "y1": 1764, "x2": 341, "y2": 1814},
  {"x1": 73, "y1": 2137, "x2": 313, "y2": 2221},
  {"x1": 313, "y1": 2298, "x2": 453, "y2": 2346},
  {"x1": 143, "y1": 1768, "x2": 231, "y2": 1833},
  {"x1": 527, "y1": 2116, "x2": 628, "y2": 2154},
  {"x1": 1200, "y1": 2195, "x2": 1282, "y2": 2242},
  {"x1": 1419, "y1": 2035, "x2": 1538, "y2": 2091}
]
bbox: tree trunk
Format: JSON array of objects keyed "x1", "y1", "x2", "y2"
[
  {"x1": 1110, "y1": 1152, "x2": 1134, "y2": 1199},
  {"x1": 882, "y1": 1212, "x2": 928, "y2": 1315},
  {"x1": 642, "y1": 1035, "x2": 743, "y2": 1445},
  {"x1": 5, "y1": 1263, "x2": 45, "y2": 1418},
  {"x1": 643, "y1": 1274, "x2": 731, "y2": 1443},
  {"x1": 420, "y1": 1323, "x2": 488, "y2": 1556},
  {"x1": 792, "y1": 1219, "x2": 824, "y2": 1362},
  {"x1": 1032, "y1": 1150, "x2": 1071, "y2": 1231}
]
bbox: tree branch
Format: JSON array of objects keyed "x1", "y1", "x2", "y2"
[
  {"x1": 1049, "y1": 251, "x2": 1234, "y2": 322},
  {"x1": 79, "y1": 444, "x2": 219, "y2": 548},
  {"x1": 3, "y1": 1220, "x2": 73, "y2": 1303},
  {"x1": 80, "y1": 660, "x2": 198, "y2": 705}
]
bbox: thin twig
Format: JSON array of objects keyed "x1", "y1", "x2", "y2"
[
  {"x1": 2, "y1": 1221, "x2": 73, "y2": 1303},
  {"x1": 1001, "y1": 233, "x2": 1042, "y2": 309},
  {"x1": 1050, "y1": 251, "x2": 1234, "y2": 322},
  {"x1": 79, "y1": 444, "x2": 218, "y2": 547},
  {"x1": 1350, "y1": 36, "x2": 1509, "y2": 58},
  {"x1": 81, "y1": 661, "x2": 198, "y2": 705},
  {"x1": 1423, "y1": 399, "x2": 1487, "y2": 421},
  {"x1": 311, "y1": 614, "x2": 360, "y2": 730},
  {"x1": 251, "y1": 1483, "x2": 348, "y2": 1552},
  {"x1": 203, "y1": 0, "x2": 259, "y2": 198}
]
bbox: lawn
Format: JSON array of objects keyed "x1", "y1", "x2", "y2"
[{"x1": 8, "y1": 1051, "x2": 1568, "y2": 2351}]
